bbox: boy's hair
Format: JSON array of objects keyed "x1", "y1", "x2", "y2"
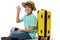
[{"x1": 25, "y1": 3, "x2": 34, "y2": 10}]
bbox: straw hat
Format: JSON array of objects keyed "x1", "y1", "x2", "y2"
[{"x1": 22, "y1": 1, "x2": 36, "y2": 11}]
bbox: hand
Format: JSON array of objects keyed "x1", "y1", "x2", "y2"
[
  {"x1": 17, "y1": 29, "x2": 22, "y2": 32},
  {"x1": 16, "y1": 5, "x2": 21, "y2": 14},
  {"x1": 17, "y1": 29, "x2": 20, "y2": 32}
]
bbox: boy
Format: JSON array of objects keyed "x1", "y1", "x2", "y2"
[{"x1": 9, "y1": 1, "x2": 37, "y2": 39}]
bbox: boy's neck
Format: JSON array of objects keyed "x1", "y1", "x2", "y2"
[{"x1": 27, "y1": 12, "x2": 32, "y2": 16}]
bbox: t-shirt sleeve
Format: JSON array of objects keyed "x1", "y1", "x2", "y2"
[{"x1": 30, "y1": 15, "x2": 37, "y2": 27}]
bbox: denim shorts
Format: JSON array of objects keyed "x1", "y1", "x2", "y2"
[{"x1": 9, "y1": 28, "x2": 32, "y2": 39}]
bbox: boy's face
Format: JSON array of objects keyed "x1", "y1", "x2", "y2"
[{"x1": 25, "y1": 5, "x2": 32, "y2": 14}]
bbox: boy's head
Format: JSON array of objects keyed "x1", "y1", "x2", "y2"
[{"x1": 22, "y1": 1, "x2": 36, "y2": 14}]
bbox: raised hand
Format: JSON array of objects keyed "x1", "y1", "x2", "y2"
[{"x1": 16, "y1": 5, "x2": 21, "y2": 14}]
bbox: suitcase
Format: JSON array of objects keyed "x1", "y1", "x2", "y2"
[{"x1": 37, "y1": 9, "x2": 51, "y2": 40}]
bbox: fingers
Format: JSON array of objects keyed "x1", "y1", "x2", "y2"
[
  {"x1": 16, "y1": 5, "x2": 21, "y2": 13},
  {"x1": 16, "y1": 5, "x2": 21, "y2": 9},
  {"x1": 17, "y1": 5, "x2": 20, "y2": 9},
  {"x1": 17, "y1": 29, "x2": 20, "y2": 32}
]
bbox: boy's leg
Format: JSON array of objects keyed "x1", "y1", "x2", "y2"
[
  {"x1": 9, "y1": 31, "x2": 32, "y2": 39},
  {"x1": 1, "y1": 37, "x2": 13, "y2": 40}
]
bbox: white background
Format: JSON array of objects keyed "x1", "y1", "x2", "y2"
[{"x1": 0, "y1": 0, "x2": 60, "y2": 40}]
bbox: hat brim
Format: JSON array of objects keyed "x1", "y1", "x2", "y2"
[{"x1": 22, "y1": 2, "x2": 36, "y2": 11}]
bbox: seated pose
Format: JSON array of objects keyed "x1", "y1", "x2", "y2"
[{"x1": 9, "y1": 1, "x2": 37, "y2": 39}]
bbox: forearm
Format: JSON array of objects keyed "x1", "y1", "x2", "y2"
[
  {"x1": 16, "y1": 13, "x2": 22, "y2": 23},
  {"x1": 16, "y1": 13, "x2": 19, "y2": 20},
  {"x1": 16, "y1": 6, "x2": 22, "y2": 23},
  {"x1": 18, "y1": 26, "x2": 34, "y2": 32},
  {"x1": 19, "y1": 29, "x2": 30, "y2": 32}
]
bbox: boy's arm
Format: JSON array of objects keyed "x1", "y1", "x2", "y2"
[
  {"x1": 16, "y1": 13, "x2": 22, "y2": 23},
  {"x1": 16, "y1": 6, "x2": 22, "y2": 23},
  {"x1": 18, "y1": 26, "x2": 34, "y2": 32}
]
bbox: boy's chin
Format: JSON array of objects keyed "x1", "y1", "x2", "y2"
[
  {"x1": 25, "y1": 12, "x2": 30, "y2": 14},
  {"x1": 25, "y1": 12, "x2": 29, "y2": 13},
  {"x1": 27, "y1": 13, "x2": 30, "y2": 15},
  {"x1": 25, "y1": 12, "x2": 32, "y2": 15},
  {"x1": 25, "y1": 11, "x2": 30, "y2": 13}
]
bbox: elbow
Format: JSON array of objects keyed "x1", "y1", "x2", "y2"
[
  {"x1": 28, "y1": 27, "x2": 34, "y2": 32},
  {"x1": 16, "y1": 21, "x2": 19, "y2": 23},
  {"x1": 16, "y1": 20, "x2": 19, "y2": 23},
  {"x1": 25, "y1": 29, "x2": 30, "y2": 32},
  {"x1": 27, "y1": 29, "x2": 33, "y2": 32},
  {"x1": 27, "y1": 30, "x2": 30, "y2": 32}
]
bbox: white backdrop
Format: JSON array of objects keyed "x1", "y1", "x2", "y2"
[{"x1": 0, "y1": 0, "x2": 60, "y2": 40}]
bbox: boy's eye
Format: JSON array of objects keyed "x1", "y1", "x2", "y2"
[{"x1": 28, "y1": 6, "x2": 31, "y2": 8}]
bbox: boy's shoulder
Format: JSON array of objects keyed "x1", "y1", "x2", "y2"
[
  {"x1": 31, "y1": 13, "x2": 36, "y2": 17},
  {"x1": 24, "y1": 13, "x2": 36, "y2": 18},
  {"x1": 29, "y1": 13, "x2": 37, "y2": 19}
]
